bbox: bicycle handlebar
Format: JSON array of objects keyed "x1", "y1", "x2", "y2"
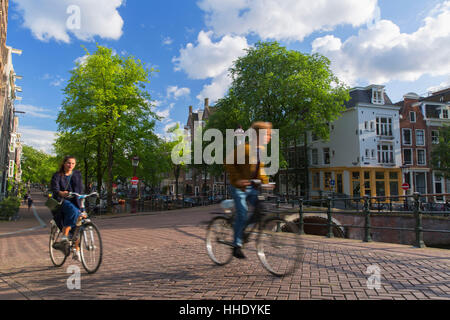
[{"x1": 68, "y1": 192, "x2": 99, "y2": 199}]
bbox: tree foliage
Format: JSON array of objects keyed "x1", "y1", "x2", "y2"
[
  {"x1": 21, "y1": 145, "x2": 58, "y2": 185},
  {"x1": 431, "y1": 125, "x2": 450, "y2": 179}
]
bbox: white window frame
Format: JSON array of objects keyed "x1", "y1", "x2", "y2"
[
  {"x1": 443, "y1": 109, "x2": 449, "y2": 119},
  {"x1": 433, "y1": 173, "x2": 444, "y2": 202},
  {"x1": 432, "y1": 130, "x2": 439, "y2": 144},
  {"x1": 403, "y1": 148, "x2": 413, "y2": 165},
  {"x1": 311, "y1": 148, "x2": 319, "y2": 165},
  {"x1": 376, "y1": 117, "x2": 393, "y2": 136},
  {"x1": 417, "y1": 149, "x2": 426, "y2": 166},
  {"x1": 323, "y1": 148, "x2": 330, "y2": 165},
  {"x1": 409, "y1": 111, "x2": 416, "y2": 123},
  {"x1": 402, "y1": 128, "x2": 412, "y2": 146},
  {"x1": 378, "y1": 144, "x2": 394, "y2": 164},
  {"x1": 416, "y1": 129, "x2": 425, "y2": 146},
  {"x1": 372, "y1": 88, "x2": 384, "y2": 105}
]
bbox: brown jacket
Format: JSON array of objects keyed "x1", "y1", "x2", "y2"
[{"x1": 225, "y1": 143, "x2": 269, "y2": 191}]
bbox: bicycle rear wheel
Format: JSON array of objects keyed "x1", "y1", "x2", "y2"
[
  {"x1": 206, "y1": 216, "x2": 234, "y2": 266},
  {"x1": 256, "y1": 217, "x2": 302, "y2": 277},
  {"x1": 79, "y1": 222, "x2": 103, "y2": 274},
  {"x1": 49, "y1": 226, "x2": 68, "y2": 267}
]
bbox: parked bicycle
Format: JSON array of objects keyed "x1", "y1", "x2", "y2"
[
  {"x1": 205, "y1": 180, "x2": 303, "y2": 277},
  {"x1": 49, "y1": 192, "x2": 103, "y2": 274}
]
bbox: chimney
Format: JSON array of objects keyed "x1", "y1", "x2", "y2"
[
  {"x1": 204, "y1": 98, "x2": 209, "y2": 109},
  {"x1": 189, "y1": 106, "x2": 192, "y2": 114}
]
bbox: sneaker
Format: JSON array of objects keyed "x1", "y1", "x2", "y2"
[
  {"x1": 232, "y1": 246, "x2": 246, "y2": 259},
  {"x1": 72, "y1": 249, "x2": 80, "y2": 261}
]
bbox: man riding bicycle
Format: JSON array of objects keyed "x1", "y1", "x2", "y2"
[{"x1": 225, "y1": 122, "x2": 273, "y2": 259}]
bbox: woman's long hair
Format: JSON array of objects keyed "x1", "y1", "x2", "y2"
[{"x1": 58, "y1": 156, "x2": 76, "y2": 175}]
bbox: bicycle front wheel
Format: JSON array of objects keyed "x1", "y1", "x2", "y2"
[
  {"x1": 79, "y1": 222, "x2": 103, "y2": 274},
  {"x1": 256, "y1": 217, "x2": 302, "y2": 277},
  {"x1": 49, "y1": 226, "x2": 68, "y2": 267},
  {"x1": 206, "y1": 216, "x2": 234, "y2": 266}
]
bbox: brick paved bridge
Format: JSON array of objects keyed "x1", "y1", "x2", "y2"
[{"x1": 0, "y1": 191, "x2": 449, "y2": 300}]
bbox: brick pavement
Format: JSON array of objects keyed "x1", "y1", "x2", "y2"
[{"x1": 0, "y1": 191, "x2": 449, "y2": 300}]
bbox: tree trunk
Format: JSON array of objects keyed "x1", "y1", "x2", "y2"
[
  {"x1": 304, "y1": 132, "x2": 309, "y2": 200},
  {"x1": 106, "y1": 141, "x2": 114, "y2": 213},
  {"x1": 96, "y1": 139, "x2": 103, "y2": 204}
]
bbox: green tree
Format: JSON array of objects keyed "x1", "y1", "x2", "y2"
[
  {"x1": 21, "y1": 145, "x2": 58, "y2": 185},
  {"x1": 431, "y1": 125, "x2": 450, "y2": 179},
  {"x1": 57, "y1": 45, "x2": 159, "y2": 211}
]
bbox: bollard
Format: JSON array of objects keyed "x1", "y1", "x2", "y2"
[
  {"x1": 298, "y1": 198, "x2": 305, "y2": 235},
  {"x1": 363, "y1": 196, "x2": 372, "y2": 242},
  {"x1": 327, "y1": 197, "x2": 334, "y2": 238},
  {"x1": 413, "y1": 192, "x2": 425, "y2": 248}
]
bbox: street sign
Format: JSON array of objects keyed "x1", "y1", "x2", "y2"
[
  {"x1": 330, "y1": 179, "x2": 335, "y2": 187},
  {"x1": 131, "y1": 177, "x2": 139, "y2": 186},
  {"x1": 401, "y1": 183, "x2": 410, "y2": 191}
]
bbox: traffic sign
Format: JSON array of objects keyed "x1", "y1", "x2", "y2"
[
  {"x1": 401, "y1": 183, "x2": 410, "y2": 191},
  {"x1": 131, "y1": 176, "x2": 139, "y2": 185},
  {"x1": 330, "y1": 179, "x2": 335, "y2": 187}
]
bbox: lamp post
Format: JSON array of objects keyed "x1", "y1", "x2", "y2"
[{"x1": 131, "y1": 156, "x2": 140, "y2": 213}]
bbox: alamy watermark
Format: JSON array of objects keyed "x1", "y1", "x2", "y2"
[
  {"x1": 66, "y1": 5, "x2": 81, "y2": 30},
  {"x1": 366, "y1": 265, "x2": 382, "y2": 290},
  {"x1": 171, "y1": 122, "x2": 280, "y2": 176},
  {"x1": 66, "y1": 265, "x2": 81, "y2": 290}
]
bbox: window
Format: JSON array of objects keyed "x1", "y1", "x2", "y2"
[
  {"x1": 323, "y1": 148, "x2": 330, "y2": 165},
  {"x1": 376, "y1": 117, "x2": 393, "y2": 136},
  {"x1": 372, "y1": 88, "x2": 384, "y2": 104},
  {"x1": 311, "y1": 149, "x2": 318, "y2": 165},
  {"x1": 364, "y1": 121, "x2": 369, "y2": 130},
  {"x1": 389, "y1": 172, "x2": 399, "y2": 197},
  {"x1": 375, "y1": 171, "x2": 386, "y2": 197},
  {"x1": 351, "y1": 172, "x2": 360, "y2": 197},
  {"x1": 365, "y1": 149, "x2": 370, "y2": 158},
  {"x1": 371, "y1": 149, "x2": 376, "y2": 159},
  {"x1": 434, "y1": 174, "x2": 444, "y2": 201},
  {"x1": 311, "y1": 132, "x2": 319, "y2": 141},
  {"x1": 443, "y1": 109, "x2": 449, "y2": 119},
  {"x1": 403, "y1": 149, "x2": 412, "y2": 165},
  {"x1": 417, "y1": 149, "x2": 426, "y2": 165},
  {"x1": 312, "y1": 172, "x2": 320, "y2": 190},
  {"x1": 378, "y1": 145, "x2": 394, "y2": 164},
  {"x1": 409, "y1": 112, "x2": 416, "y2": 123},
  {"x1": 432, "y1": 130, "x2": 439, "y2": 144},
  {"x1": 416, "y1": 130, "x2": 425, "y2": 146},
  {"x1": 402, "y1": 129, "x2": 412, "y2": 145}
]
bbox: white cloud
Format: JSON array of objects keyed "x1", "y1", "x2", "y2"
[
  {"x1": 198, "y1": 0, "x2": 378, "y2": 41},
  {"x1": 173, "y1": 31, "x2": 249, "y2": 80},
  {"x1": 14, "y1": 0, "x2": 125, "y2": 43},
  {"x1": 15, "y1": 104, "x2": 55, "y2": 119},
  {"x1": 173, "y1": 31, "x2": 249, "y2": 105},
  {"x1": 19, "y1": 126, "x2": 57, "y2": 155},
  {"x1": 196, "y1": 72, "x2": 232, "y2": 104},
  {"x1": 156, "y1": 103, "x2": 175, "y2": 123},
  {"x1": 312, "y1": 1, "x2": 450, "y2": 86},
  {"x1": 162, "y1": 36, "x2": 173, "y2": 46},
  {"x1": 166, "y1": 86, "x2": 191, "y2": 100}
]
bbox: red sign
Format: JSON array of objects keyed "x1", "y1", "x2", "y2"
[
  {"x1": 402, "y1": 183, "x2": 410, "y2": 190},
  {"x1": 131, "y1": 177, "x2": 139, "y2": 185}
]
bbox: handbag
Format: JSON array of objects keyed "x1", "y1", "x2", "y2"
[{"x1": 45, "y1": 174, "x2": 73, "y2": 212}]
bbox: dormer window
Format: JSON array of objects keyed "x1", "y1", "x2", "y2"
[{"x1": 372, "y1": 88, "x2": 385, "y2": 105}]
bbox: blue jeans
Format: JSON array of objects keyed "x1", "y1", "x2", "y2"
[
  {"x1": 61, "y1": 200, "x2": 81, "y2": 229},
  {"x1": 230, "y1": 185, "x2": 259, "y2": 247}
]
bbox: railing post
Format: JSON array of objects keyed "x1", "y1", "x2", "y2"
[
  {"x1": 364, "y1": 196, "x2": 372, "y2": 242},
  {"x1": 327, "y1": 197, "x2": 333, "y2": 238},
  {"x1": 298, "y1": 198, "x2": 305, "y2": 235},
  {"x1": 413, "y1": 192, "x2": 425, "y2": 248}
]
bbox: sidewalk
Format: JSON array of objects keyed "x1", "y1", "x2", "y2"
[{"x1": 0, "y1": 191, "x2": 50, "y2": 236}]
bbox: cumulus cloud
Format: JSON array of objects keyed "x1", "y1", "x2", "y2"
[
  {"x1": 19, "y1": 126, "x2": 57, "y2": 155},
  {"x1": 197, "y1": 0, "x2": 378, "y2": 41},
  {"x1": 173, "y1": 31, "x2": 249, "y2": 104},
  {"x1": 14, "y1": 0, "x2": 125, "y2": 43},
  {"x1": 172, "y1": 31, "x2": 249, "y2": 80},
  {"x1": 166, "y1": 86, "x2": 191, "y2": 100},
  {"x1": 312, "y1": 1, "x2": 450, "y2": 86}
]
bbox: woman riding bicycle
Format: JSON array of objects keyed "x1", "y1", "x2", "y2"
[{"x1": 50, "y1": 156, "x2": 86, "y2": 259}]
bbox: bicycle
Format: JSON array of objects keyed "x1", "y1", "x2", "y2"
[
  {"x1": 205, "y1": 180, "x2": 303, "y2": 277},
  {"x1": 49, "y1": 192, "x2": 103, "y2": 274}
]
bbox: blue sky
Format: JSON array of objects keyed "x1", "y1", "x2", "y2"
[{"x1": 6, "y1": 0, "x2": 450, "y2": 153}]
